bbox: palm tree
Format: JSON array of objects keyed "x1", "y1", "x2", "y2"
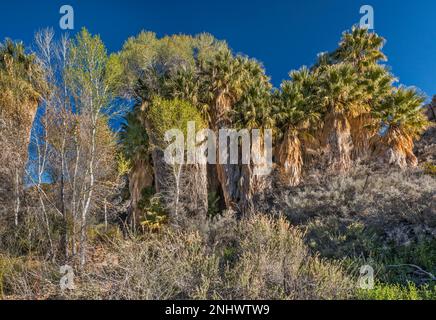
[
  {"x1": 371, "y1": 87, "x2": 429, "y2": 167},
  {"x1": 200, "y1": 49, "x2": 247, "y2": 128},
  {"x1": 231, "y1": 57, "x2": 274, "y2": 212},
  {"x1": 0, "y1": 39, "x2": 45, "y2": 227},
  {"x1": 350, "y1": 64, "x2": 396, "y2": 160},
  {"x1": 119, "y1": 111, "x2": 154, "y2": 226},
  {"x1": 0, "y1": 39, "x2": 45, "y2": 169},
  {"x1": 165, "y1": 67, "x2": 199, "y2": 105},
  {"x1": 274, "y1": 67, "x2": 320, "y2": 186},
  {"x1": 0, "y1": 39, "x2": 45, "y2": 130},
  {"x1": 317, "y1": 63, "x2": 364, "y2": 171},
  {"x1": 232, "y1": 58, "x2": 274, "y2": 129},
  {"x1": 323, "y1": 27, "x2": 389, "y2": 162},
  {"x1": 199, "y1": 49, "x2": 250, "y2": 210},
  {"x1": 331, "y1": 26, "x2": 386, "y2": 72}
]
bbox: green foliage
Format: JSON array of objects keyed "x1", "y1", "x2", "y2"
[
  {"x1": 0, "y1": 39, "x2": 46, "y2": 122},
  {"x1": 316, "y1": 62, "x2": 364, "y2": 116},
  {"x1": 146, "y1": 97, "x2": 206, "y2": 147},
  {"x1": 120, "y1": 111, "x2": 149, "y2": 160},
  {"x1": 88, "y1": 224, "x2": 123, "y2": 244},
  {"x1": 66, "y1": 28, "x2": 117, "y2": 112},
  {"x1": 306, "y1": 217, "x2": 380, "y2": 260},
  {"x1": 0, "y1": 39, "x2": 46, "y2": 97},
  {"x1": 306, "y1": 216, "x2": 436, "y2": 286},
  {"x1": 231, "y1": 57, "x2": 274, "y2": 130},
  {"x1": 115, "y1": 31, "x2": 227, "y2": 100},
  {"x1": 423, "y1": 162, "x2": 436, "y2": 176},
  {"x1": 377, "y1": 240, "x2": 436, "y2": 285},
  {"x1": 138, "y1": 187, "x2": 167, "y2": 231},
  {"x1": 105, "y1": 53, "x2": 125, "y2": 95},
  {"x1": 358, "y1": 282, "x2": 436, "y2": 300},
  {"x1": 372, "y1": 87, "x2": 429, "y2": 139},
  {"x1": 332, "y1": 26, "x2": 387, "y2": 71},
  {"x1": 207, "y1": 192, "x2": 221, "y2": 218},
  {"x1": 116, "y1": 152, "x2": 132, "y2": 176},
  {"x1": 274, "y1": 67, "x2": 321, "y2": 139}
]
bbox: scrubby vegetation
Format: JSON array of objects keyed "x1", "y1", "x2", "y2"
[
  {"x1": 0, "y1": 25, "x2": 434, "y2": 300},
  {"x1": 0, "y1": 214, "x2": 354, "y2": 299}
]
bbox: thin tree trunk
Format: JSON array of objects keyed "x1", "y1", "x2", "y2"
[
  {"x1": 71, "y1": 139, "x2": 80, "y2": 257},
  {"x1": 80, "y1": 122, "x2": 97, "y2": 268},
  {"x1": 60, "y1": 126, "x2": 69, "y2": 259}
]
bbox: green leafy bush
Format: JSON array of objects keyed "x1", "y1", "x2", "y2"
[{"x1": 358, "y1": 282, "x2": 436, "y2": 300}]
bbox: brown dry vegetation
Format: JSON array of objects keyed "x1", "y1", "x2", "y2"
[{"x1": 0, "y1": 214, "x2": 354, "y2": 300}]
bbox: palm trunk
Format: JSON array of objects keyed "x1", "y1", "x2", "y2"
[
  {"x1": 212, "y1": 93, "x2": 242, "y2": 211},
  {"x1": 277, "y1": 129, "x2": 303, "y2": 187},
  {"x1": 370, "y1": 128, "x2": 417, "y2": 168},
  {"x1": 183, "y1": 164, "x2": 208, "y2": 217},
  {"x1": 128, "y1": 156, "x2": 153, "y2": 226},
  {"x1": 321, "y1": 111, "x2": 353, "y2": 171},
  {"x1": 350, "y1": 113, "x2": 374, "y2": 161}
]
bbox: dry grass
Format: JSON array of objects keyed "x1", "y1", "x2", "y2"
[
  {"x1": 268, "y1": 165, "x2": 436, "y2": 229},
  {"x1": 1, "y1": 214, "x2": 354, "y2": 300}
]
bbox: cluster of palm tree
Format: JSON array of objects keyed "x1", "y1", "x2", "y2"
[
  {"x1": 117, "y1": 26, "x2": 429, "y2": 220},
  {"x1": 273, "y1": 27, "x2": 429, "y2": 185},
  {"x1": 117, "y1": 32, "x2": 274, "y2": 216},
  {"x1": 0, "y1": 26, "x2": 430, "y2": 228}
]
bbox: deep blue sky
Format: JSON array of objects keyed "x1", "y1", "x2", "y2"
[{"x1": 1, "y1": 0, "x2": 434, "y2": 99}]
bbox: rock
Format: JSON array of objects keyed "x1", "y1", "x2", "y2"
[
  {"x1": 425, "y1": 95, "x2": 436, "y2": 122},
  {"x1": 414, "y1": 127, "x2": 436, "y2": 164},
  {"x1": 414, "y1": 95, "x2": 436, "y2": 165}
]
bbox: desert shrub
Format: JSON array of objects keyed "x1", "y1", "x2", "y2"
[
  {"x1": 255, "y1": 166, "x2": 436, "y2": 294},
  {"x1": 71, "y1": 214, "x2": 354, "y2": 300},
  {"x1": 221, "y1": 215, "x2": 354, "y2": 300},
  {"x1": 283, "y1": 166, "x2": 435, "y2": 226},
  {"x1": 6, "y1": 212, "x2": 433, "y2": 300},
  {"x1": 0, "y1": 205, "x2": 62, "y2": 257},
  {"x1": 0, "y1": 254, "x2": 57, "y2": 299},
  {"x1": 305, "y1": 216, "x2": 380, "y2": 260},
  {"x1": 305, "y1": 215, "x2": 436, "y2": 285},
  {"x1": 80, "y1": 230, "x2": 221, "y2": 300}
]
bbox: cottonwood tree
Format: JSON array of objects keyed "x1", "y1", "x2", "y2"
[
  {"x1": 64, "y1": 28, "x2": 121, "y2": 266},
  {"x1": 28, "y1": 28, "x2": 121, "y2": 265}
]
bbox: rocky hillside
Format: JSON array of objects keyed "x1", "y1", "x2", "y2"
[{"x1": 415, "y1": 95, "x2": 436, "y2": 165}]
